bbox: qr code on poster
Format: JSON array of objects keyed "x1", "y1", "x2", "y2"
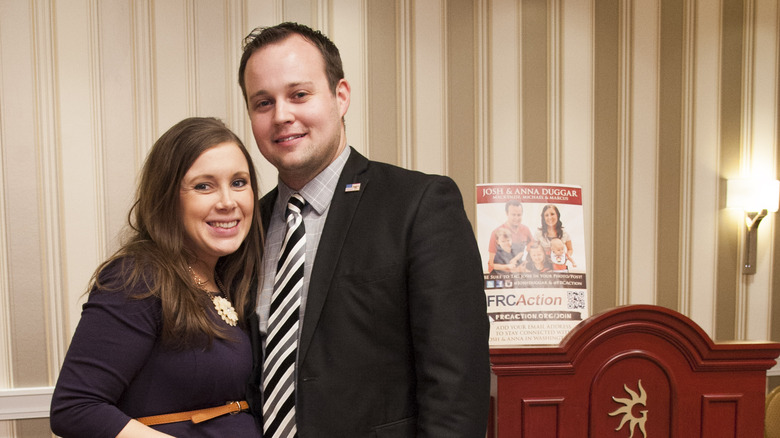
[{"x1": 567, "y1": 290, "x2": 585, "y2": 309}]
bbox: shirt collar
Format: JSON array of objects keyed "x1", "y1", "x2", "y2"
[{"x1": 276, "y1": 146, "x2": 351, "y2": 215}]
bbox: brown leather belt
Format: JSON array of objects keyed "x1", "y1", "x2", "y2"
[{"x1": 136, "y1": 400, "x2": 249, "y2": 426}]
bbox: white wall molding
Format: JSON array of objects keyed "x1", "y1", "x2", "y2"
[
  {"x1": 90, "y1": 0, "x2": 108, "y2": 277},
  {"x1": 474, "y1": 0, "x2": 490, "y2": 184},
  {"x1": 132, "y1": 0, "x2": 155, "y2": 162},
  {"x1": 678, "y1": 0, "x2": 696, "y2": 316},
  {"x1": 227, "y1": 0, "x2": 247, "y2": 134},
  {"x1": 628, "y1": 0, "x2": 658, "y2": 305},
  {"x1": 0, "y1": 40, "x2": 10, "y2": 390},
  {"x1": 735, "y1": 0, "x2": 756, "y2": 341},
  {"x1": 688, "y1": 0, "x2": 722, "y2": 338},
  {"x1": 0, "y1": 387, "x2": 53, "y2": 420},
  {"x1": 487, "y1": 0, "x2": 520, "y2": 183},
  {"x1": 332, "y1": 0, "x2": 369, "y2": 156},
  {"x1": 746, "y1": 0, "x2": 779, "y2": 342},
  {"x1": 560, "y1": 0, "x2": 594, "y2": 298},
  {"x1": 548, "y1": 0, "x2": 562, "y2": 182},
  {"x1": 34, "y1": 0, "x2": 67, "y2": 371},
  {"x1": 616, "y1": 0, "x2": 633, "y2": 304},
  {"x1": 397, "y1": 0, "x2": 413, "y2": 169},
  {"x1": 411, "y1": 0, "x2": 447, "y2": 174}
]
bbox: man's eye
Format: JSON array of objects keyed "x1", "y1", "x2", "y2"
[{"x1": 254, "y1": 100, "x2": 272, "y2": 110}]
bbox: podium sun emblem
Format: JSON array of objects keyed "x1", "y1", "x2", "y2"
[{"x1": 608, "y1": 380, "x2": 648, "y2": 438}]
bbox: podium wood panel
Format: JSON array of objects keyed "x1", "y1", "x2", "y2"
[{"x1": 489, "y1": 305, "x2": 780, "y2": 438}]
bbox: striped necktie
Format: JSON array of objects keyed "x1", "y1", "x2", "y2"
[{"x1": 263, "y1": 193, "x2": 306, "y2": 437}]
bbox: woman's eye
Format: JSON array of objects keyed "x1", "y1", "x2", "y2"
[
  {"x1": 232, "y1": 179, "x2": 248, "y2": 188},
  {"x1": 194, "y1": 183, "x2": 209, "y2": 190}
]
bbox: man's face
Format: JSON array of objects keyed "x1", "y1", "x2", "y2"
[
  {"x1": 243, "y1": 35, "x2": 350, "y2": 190},
  {"x1": 506, "y1": 205, "x2": 523, "y2": 227}
]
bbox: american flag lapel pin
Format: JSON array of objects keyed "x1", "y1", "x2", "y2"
[{"x1": 345, "y1": 183, "x2": 361, "y2": 192}]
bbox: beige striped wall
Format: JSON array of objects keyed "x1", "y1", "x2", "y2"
[{"x1": 1, "y1": 0, "x2": 779, "y2": 434}]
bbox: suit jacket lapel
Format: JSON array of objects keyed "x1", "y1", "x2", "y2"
[
  {"x1": 259, "y1": 187, "x2": 278, "y2": 232},
  {"x1": 298, "y1": 148, "x2": 369, "y2": 364}
]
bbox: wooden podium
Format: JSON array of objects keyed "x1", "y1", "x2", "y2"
[{"x1": 489, "y1": 305, "x2": 780, "y2": 438}]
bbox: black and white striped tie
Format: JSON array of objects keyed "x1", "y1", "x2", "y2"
[{"x1": 263, "y1": 193, "x2": 306, "y2": 438}]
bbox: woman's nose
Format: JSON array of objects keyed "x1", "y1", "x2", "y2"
[{"x1": 217, "y1": 188, "x2": 237, "y2": 209}]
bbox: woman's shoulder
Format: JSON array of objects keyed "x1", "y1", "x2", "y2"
[
  {"x1": 81, "y1": 256, "x2": 163, "y2": 332},
  {"x1": 92, "y1": 255, "x2": 158, "y2": 299}
]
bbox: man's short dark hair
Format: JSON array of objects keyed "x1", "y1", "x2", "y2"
[
  {"x1": 505, "y1": 200, "x2": 523, "y2": 213},
  {"x1": 238, "y1": 22, "x2": 344, "y2": 105}
]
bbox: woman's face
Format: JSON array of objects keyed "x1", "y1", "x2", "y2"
[
  {"x1": 179, "y1": 142, "x2": 254, "y2": 267},
  {"x1": 543, "y1": 207, "x2": 559, "y2": 228}
]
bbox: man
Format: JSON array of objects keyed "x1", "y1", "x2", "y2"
[
  {"x1": 239, "y1": 22, "x2": 489, "y2": 437},
  {"x1": 486, "y1": 200, "x2": 533, "y2": 273}
]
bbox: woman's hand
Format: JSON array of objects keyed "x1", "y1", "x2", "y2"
[{"x1": 116, "y1": 419, "x2": 176, "y2": 438}]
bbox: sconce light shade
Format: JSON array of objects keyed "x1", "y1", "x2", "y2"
[{"x1": 726, "y1": 178, "x2": 780, "y2": 212}]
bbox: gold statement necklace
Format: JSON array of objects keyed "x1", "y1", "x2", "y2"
[{"x1": 188, "y1": 266, "x2": 238, "y2": 327}]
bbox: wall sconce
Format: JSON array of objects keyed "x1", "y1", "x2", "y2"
[{"x1": 726, "y1": 178, "x2": 780, "y2": 274}]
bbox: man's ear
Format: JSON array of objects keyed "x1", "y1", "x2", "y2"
[{"x1": 336, "y1": 78, "x2": 351, "y2": 117}]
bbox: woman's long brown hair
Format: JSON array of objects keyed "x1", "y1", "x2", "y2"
[{"x1": 88, "y1": 117, "x2": 263, "y2": 349}]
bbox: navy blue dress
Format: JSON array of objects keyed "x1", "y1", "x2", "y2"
[{"x1": 50, "y1": 261, "x2": 262, "y2": 437}]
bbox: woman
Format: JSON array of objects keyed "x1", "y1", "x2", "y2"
[
  {"x1": 534, "y1": 204, "x2": 573, "y2": 259},
  {"x1": 50, "y1": 117, "x2": 263, "y2": 437}
]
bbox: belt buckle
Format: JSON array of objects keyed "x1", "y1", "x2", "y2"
[{"x1": 226, "y1": 400, "x2": 242, "y2": 415}]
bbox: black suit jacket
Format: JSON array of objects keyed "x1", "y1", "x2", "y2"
[{"x1": 248, "y1": 148, "x2": 490, "y2": 437}]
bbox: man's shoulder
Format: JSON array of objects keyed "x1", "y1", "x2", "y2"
[
  {"x1": 364, "y1": 158, "x2": 437, "y2": 181},
  {"x1": 490, "y1": 223, "x2": 507, "y2": 234},
  {"x1": 337, "y1": 149, "x2": 464, "y2": 206},
  {"x1": 345, "y1": 158, "x2": 452, "y2": 199}
]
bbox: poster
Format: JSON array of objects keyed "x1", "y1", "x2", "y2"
[{"x1": 477, "y1": 183, "x2": 589, "y2": 346}]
